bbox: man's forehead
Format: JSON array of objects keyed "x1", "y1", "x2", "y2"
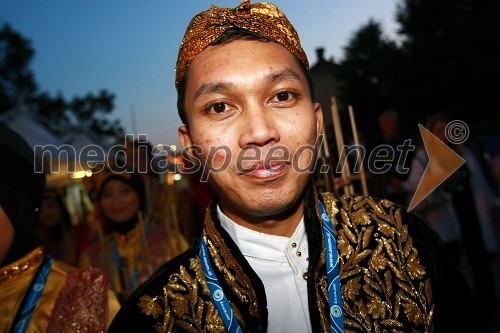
[{"x1": 186, "y1": 40, "x2": 306, "y2": 92}]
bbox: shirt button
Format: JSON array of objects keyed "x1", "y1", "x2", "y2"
[
  {"x1": 292, "y1": 243, "x2": 297, "y2": 248},
  {"x1": 297, "y1": 251, "x2": 302, "y2": 257},
  {"x1": 302, "y1": 272, "x2": 308, "y2": 280}
]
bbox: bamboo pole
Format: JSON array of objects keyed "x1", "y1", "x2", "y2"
[
  {"x1": 320, "y1": 123, "x2": 330, "y2": 159},
  {"x1": 348, "y1": 105, "x2": 369, "y2": 196},
  {"x1": 331, "y1": 97, "x2": 354, "y2": 195}
]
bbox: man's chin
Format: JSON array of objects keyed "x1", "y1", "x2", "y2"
[{"x1": 241, "y1": 195, "x2": 304, "y2": 219}]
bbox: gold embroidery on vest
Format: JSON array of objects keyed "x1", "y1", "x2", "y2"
[
  {"x1": 205, "y1": 212, "x2": 259, "y2": 317},
  {"x1": 138, "y1": 258, "x2": 226, "y2": 332},
  {"x1": 322, "y1": 194, "x2": 434, "y2": 333}
]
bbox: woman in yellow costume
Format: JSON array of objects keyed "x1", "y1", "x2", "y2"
[
  {"x1": 0, "y1": 124, "x2": 120, "y2": 332},
  {"x1": 79, "y1": 170, "x2": 188, "y2": 303}
]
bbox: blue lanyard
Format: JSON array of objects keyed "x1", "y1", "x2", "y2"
[
  {"x1": 199, "y1": 201, "x2": 344, "y2": 332},
  {"x1": 110, "y1": 223, "x2": 151, "y2": 291},
  {"x1": 319, "y1": 201, "x2": 345, "y2": 332},
  {"x1": 199, "y1": 238, "x2": 242, "y2": 333},
  {"x1": 11, "y1": 255, "x2": 54, "y2": 333}
]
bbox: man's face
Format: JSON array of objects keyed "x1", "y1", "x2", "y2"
[
  {"x1": 179, "y1": 40, "x2": 323, "y2": 224},
  {"x1": 431, "y1": 120, "x2": 448, "y2": 143},
  {"x1": 379, "y1": 113, "x2": 400, "y2": 140}
]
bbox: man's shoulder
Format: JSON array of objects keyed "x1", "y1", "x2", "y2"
[
  {"x1": 320, "y1": 192, "x2": 404, "y2": 218},
  {"x1": 319, "y1": 192, "x2": 439, "y2": 249}
]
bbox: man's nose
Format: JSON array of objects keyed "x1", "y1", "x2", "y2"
[{"x1": 238, "y1": 103, "x2": 280, "y2": 148}]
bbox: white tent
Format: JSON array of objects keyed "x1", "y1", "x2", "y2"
[
  {"x1": 0, "y1": 109, "x2": 63, "y2": 148},
  {"x1": 1, "y1": 109, "x2": 74, "y2": 187},
  {"x1": 66, "y1": 129, "x2": 109, "y2": 164},
  {"x1": 0, "y1": 108, "x2": 109, "y2": 188}
]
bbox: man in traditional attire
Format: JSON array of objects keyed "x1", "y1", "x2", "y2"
[
  {"x1": 0, "y1": 124, "x2": 120, "y2": 332},
  {"x1": 109, "y1": 1, "x2": 489, "y2": 332}
]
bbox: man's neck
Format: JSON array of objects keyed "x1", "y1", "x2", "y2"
[{"x1": 218, "y1": 199, "x2": 305, "y2": 238}]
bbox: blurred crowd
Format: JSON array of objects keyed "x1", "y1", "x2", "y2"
[
  {"x1": 34, "y1": 137, "x2": 212, "y2": 303},
  {"x1": 340, "y1": 110, "x2": 500, "y2": 319}
]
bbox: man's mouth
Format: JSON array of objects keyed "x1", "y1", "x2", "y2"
[{"x1": 240, "y1": 160, "x2": 290, "y2": 178}]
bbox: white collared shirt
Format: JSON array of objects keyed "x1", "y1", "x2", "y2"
[{"x1": 217, "y1": 206, "x2": 311, "y2": 333}]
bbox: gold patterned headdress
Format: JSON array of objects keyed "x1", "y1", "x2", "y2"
[{"x1": 175, "y1": 0, "x2": 308, "y2": 89}]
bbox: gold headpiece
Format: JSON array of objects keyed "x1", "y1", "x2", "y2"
[{"x1": 175, "y1": 0, "x2": 308, "y2": 89}]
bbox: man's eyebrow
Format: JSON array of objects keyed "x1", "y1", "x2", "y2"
[
  {"x1": 193, "y1": 68, "x2": 302, "y2": 100},
  {"x1": 194, "y1": 82, "x2": 235, "y2": 100},
  {"x1": 265, "y1": 68, "x2": 302, "y2": 85}
]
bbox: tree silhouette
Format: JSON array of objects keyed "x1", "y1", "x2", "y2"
[
  {"x1": 0, "y1": 23, "x2": 37, "y2": 113},
  {"x1": 396, "y1": 0, "x2": 500, "y2": 130},
  {"x1": 70, "y1": 89, "x2": 125, "y2": 140},
  {"x1": 337, "y1": 20, "x2": 406, "y2": 139},
  {"x1": 0, "y1": 22, "x2": 125, "y2": 142},
  {"x1": 337, "y1": 0, "x2": 500, "y2": 139}
]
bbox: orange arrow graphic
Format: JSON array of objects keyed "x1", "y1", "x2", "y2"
[{"x1": 407, "y1": 124, "x2": 465, "y2": 212}]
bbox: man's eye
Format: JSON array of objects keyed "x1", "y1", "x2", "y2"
[
  {"x1": 276, "y1": 91, "x2": 291, "y2": 102},
  {"x1": 210, "y1": 102, "x2": 227, "y2": 113}
]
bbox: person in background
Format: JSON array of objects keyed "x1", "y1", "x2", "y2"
[
  {"x1": 79, "y1": 170, "x2": 188, "y2": 303},
  {"x1": 37, "y1": 188, "x2": 78, "y2": 266},
  {"x1": 368, "y1": 110, "x2": 414, "y2": 206},
  {"x1": 427, "y1": 113, "x2": 498, "y2": 317},
  {"x1": 109, "y1": 1, "x2": 488, "y2": 332},
  {"x1": 0, "y1": 123, "x2": 120, "y2": 332},
  {"x1": 127, "y1": 137, "x2": 191, "y2": 246},
  {"x1": 404, "y1": 122, "x2": 462, "y2": 263}
]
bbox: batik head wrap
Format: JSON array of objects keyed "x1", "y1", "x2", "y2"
[{"x1": 175, "y1": 0, "x2": 308, "y2": 89}]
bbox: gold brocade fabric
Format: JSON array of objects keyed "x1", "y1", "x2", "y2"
[
  {"x1": 175, "y1": 0, "x2": 308, "y2": 88},
  {"x1": 138, "y1": 257, "x2": 226, "y2": 333},
  {"x1": 0, "y1": 247, "x2": 45, "y2": 331},
  {"x1": 322, "y1": 194, "x2": 434, "y2": 332},
  {"x1": 136, "y1": 194, "x2": 434, "y2": 332},
  {"x1": 136, "y1": 210, "x2": 259, "y2": 332},
  {"x1": 0, "y1": 247, "x2": 120, "y2": 332},
  {"x1": 47, "y1": 267, "x2": 119, "y2": 333}
]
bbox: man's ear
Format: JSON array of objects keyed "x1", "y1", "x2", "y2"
[
  {"x1": 178, "y1": 125, "x2": 203, "y2": 170},
  {"x1": 314, "y1": 102, "x2": 324, "y2": 136},
  {"x1": 178, "y1": 125, "x2": 192, "y2": 149}
]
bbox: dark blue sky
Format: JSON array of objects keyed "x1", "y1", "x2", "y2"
[{"x1": 1, "y1": 0, "x2": 398, "y2": 147}]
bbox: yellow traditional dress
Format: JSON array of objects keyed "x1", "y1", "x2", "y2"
[
  {"x1": 0, "y1": 247, "x2": 120, "y2": 332},
  {"x1": 79, "y1": 222, "x2": 188, "y2": 304}
]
